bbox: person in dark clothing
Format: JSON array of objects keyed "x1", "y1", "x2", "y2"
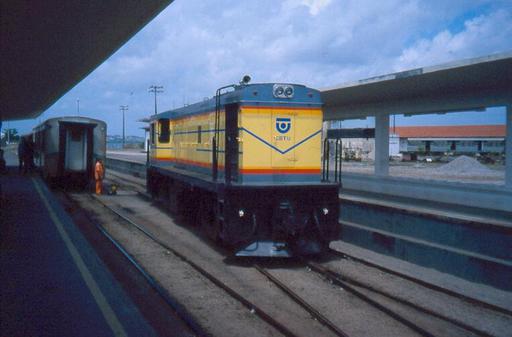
[
  {"x1": 0, "y1": 148, "x2": 6, "y2": 174},
  {"x1": 23, "y1": 137, "x2": 34, "y2": 173},
  {"x1": 18, "y1": 137, "x2": 26, "y2": 173}
]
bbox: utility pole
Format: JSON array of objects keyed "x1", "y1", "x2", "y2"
[
  {"x1": 148, "y1": 85, "x2": 164, "y2": 115},
  {"x1": 120, "y1": 105, "x2": 128, "y2": 149},
  {"x1": 77, "y1": 98, "x2": 80, "y2": 116}
]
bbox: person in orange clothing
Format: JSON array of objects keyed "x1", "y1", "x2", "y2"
[{"x1": 94, "y1": 158, "x2": 105, "y2": 195}]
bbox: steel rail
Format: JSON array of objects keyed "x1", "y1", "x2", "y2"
[
  {"x1": 93, "y1": 221, "x2": 208, "y2": 337},
  {"x1": 103, "y1": 173, "x2": 152, "y2": 201},
  {"x1": 254, "y1": 264, "x2": 350, "y2": 337},
  {"x1": 329, "y1": 248, "x2": 512, "y2": 317},
  {"x1": 61, "y1": 192, "x2": 207, "y2": 337},
  {"x1": 105, "y1": 167, "x2": 508, "y2": 315},
  {"x1": 90, "y1": 195, "x2": 302, "y2": 337},
  {"x1": 308, "y1": 261, "x2": 493, "y2": 337},
  {"x1": 103, "y1": 166, "x2": 505, "y2": 334},
  {"x1": 306, "y1": 261, "x2": 438, "y2": 337}
]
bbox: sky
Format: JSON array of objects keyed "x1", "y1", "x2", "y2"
[{"x1": 5, "y1": 0, "x2": 512, "y2": 137}]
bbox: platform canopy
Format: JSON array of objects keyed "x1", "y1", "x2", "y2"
[
  {"x1": 0, "y1": 1, "x2": 173, "y2": 121},
  {"x1": 320, "y1": 52, "x2": 512, "y2": 120}
]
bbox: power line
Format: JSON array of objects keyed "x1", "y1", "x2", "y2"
[{"x1": 148, "y1": 85, "x2": 164, "y2": 115}]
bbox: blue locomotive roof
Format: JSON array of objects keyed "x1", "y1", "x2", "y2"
[{"x1": 150, "y1": 83, "x2": 322, "y2": 121}]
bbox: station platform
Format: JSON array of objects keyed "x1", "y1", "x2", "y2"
[
  {"x1": 0, "y1": 169, "x2": 157, "y2": 336},
  {"x1": 340, "y1": 189, "x2": 512, "y2": 291}
]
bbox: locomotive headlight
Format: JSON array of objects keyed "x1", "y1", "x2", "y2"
[
  {"x1": 239, "y1": 209, "x2": 245, "y2": 217},
  {"x1": 322, "y1": 207, "x2": 329, "y2": 215},
  {"x1": 273, "y1": 84, "x2": 294, "y2": 98}
]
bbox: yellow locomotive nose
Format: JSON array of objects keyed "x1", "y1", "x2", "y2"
[{"x1": 147, "y1": 82, "x2": 340, "y2": 257}]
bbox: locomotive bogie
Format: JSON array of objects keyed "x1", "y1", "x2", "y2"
[{"x1": 218, "y1": 184, "x2": 340, "y2": 256}]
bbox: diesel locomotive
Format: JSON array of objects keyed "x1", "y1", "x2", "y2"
[{"x1": 147, "y1": 79, "x2": 340, "y2": 256}]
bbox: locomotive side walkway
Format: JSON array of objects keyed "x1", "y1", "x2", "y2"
[{"x1": 0, "y1": 170, "x2": 156, "y2": 337}]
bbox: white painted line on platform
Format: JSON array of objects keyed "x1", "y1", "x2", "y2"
[{"x1": 32, "y1": 178, "x2": 128, "y2": 337}]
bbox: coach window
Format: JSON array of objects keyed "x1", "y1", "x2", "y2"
[
  {"x1": 159, "y1": 119, "x2": 170, "y2": 143},
  {"x1": 197, "y1": 126, "x2": 202, "y2": 144}
]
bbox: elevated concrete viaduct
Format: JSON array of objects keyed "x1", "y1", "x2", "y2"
[
  {"x1": 320, "y1": 52, "x2": 512, "y2": 212},
  {"x1": 321, "y1": 53, "x2": 512, "y2": 290}
]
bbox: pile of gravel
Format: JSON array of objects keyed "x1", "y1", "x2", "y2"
[{"x1": 436, "y1": 155, "x2": 492, "y2": 174}]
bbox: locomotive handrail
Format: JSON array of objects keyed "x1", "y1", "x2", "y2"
[
  {"x1": 322, "y1": 138, "x2": 329, "y2": 181},
  {"x1": 334, "y1": 139, "x2": 339, "y2": 182},
  {"x1": 322, "y1": 138, "x2": 343, "y2": 183},
  {"x1": 335, "y1": 139, "x2": 342, "y2": 183},
  {"x1": 213, "y1": 84, "x2": 236, "y2": 181}
]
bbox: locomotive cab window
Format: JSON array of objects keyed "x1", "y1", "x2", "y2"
[
  {"x1": 150, "y1": 123, "x2": 155, "y2": 144},
  {"x1": 158, "y1": 119, "x2": 170, "y2": 143}
]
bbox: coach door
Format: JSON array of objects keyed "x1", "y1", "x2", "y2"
[
  {"x1": 224, "y1": 103, "x2": 239, "y2": 183},
  {"x1": 59, "y1": 122, "x2": 95, "y2": 176}
]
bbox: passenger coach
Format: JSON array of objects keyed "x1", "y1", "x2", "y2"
[
  {"x1": 147, "y1": 80, "x2": 340, "y2": 256},
  {"x1": 33, "y1": 116, "x2": 106, "y2": 187}
]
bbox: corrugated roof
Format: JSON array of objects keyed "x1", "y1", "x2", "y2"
[{"x1": 392, "y1": 125, "x2": 505, "y2": 138}]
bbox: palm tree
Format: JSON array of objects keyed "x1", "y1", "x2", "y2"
[{"x1": 1, "y1": 128, "x2": 19, "y2": 145}]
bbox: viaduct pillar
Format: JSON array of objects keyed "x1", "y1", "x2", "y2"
[
  {"x1": 506, "y1": 105, "x2": 512, "y2": 188},
  {"x1": 375, "y1": 114, "x2": 389, "y2": 176}
]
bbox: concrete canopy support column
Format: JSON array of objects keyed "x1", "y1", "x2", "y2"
[
  {"x1": 375, "y1": 114, "x2": 390, "y2": 176},
  {"x1": 506, "y1": 105, "x2": 512, "y2": 188}
]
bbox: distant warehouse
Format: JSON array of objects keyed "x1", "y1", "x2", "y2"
[
  {"x1": 394, "y1": 125, "x2": 505, "y2": 155},
  {"x1": 328, "y1": 124, "x2": 505, "y2": 161}
]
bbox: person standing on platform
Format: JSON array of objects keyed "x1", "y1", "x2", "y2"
[
  {"x1": 17, "y1": 137, "x2": 26, "y2": 173},
  {"x1": 0, "y1": 148, "x2": 6, "y2": 174},
  {"x1": 24, "y1": 137, "x2": 34, "y2": 173},
  {"x1": 94, "y1": 159, "x2": 105, "y2": 195}
]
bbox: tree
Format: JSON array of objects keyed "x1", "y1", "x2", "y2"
[{"x1": 1, "y1": 128, "x2": 20, "y2": 145}]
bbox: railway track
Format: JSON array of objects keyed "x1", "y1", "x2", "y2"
[
  {"x1": 101, "y1": 171, "x2": 510, "y2": 336},
  {"x1": 87, "y1": 192, "x2": 431, "y2": 337},
  {"x1": 254, "y1": 264, "x2": 350, "y2": 337},
  {"x1": 304, "y1": 260, "x2": 493, "y2": 337},
  {"x1": 88, "y1": 194, "x2": 314, "y2": 337},
  {"x1": 107, "y1": 171, "x2": 510, "y2": 312},
  {"x1": 254, "y1": 255, "x2": 501, "y2": 337},
  {"x1": 328, "y1": 248, "x2": 512, "y2": 318},
  {"x1": 60, "y1": 191, "x2": 207, "y2": 337}
]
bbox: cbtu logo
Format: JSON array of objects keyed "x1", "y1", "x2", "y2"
[{"x1": 276, "y1": 117, "x2": 291, "y2": 134}]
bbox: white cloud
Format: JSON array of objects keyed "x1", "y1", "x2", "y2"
[
  {"x1": 304, "y1": 0, "x2": 332, "y2": 15},
  {"x1": 14, "y1": 0, "x2": 512, "y2": 136},
  {"x1": 284, "y1": 0, "x2": 332, "y2": 16},
  {"x1": 394, "y1": 9, "x2": 512, "y2": 70}
]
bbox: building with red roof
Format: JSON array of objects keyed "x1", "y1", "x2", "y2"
[
  {"x1": 392, "y1": 125, "x2": 505, "y2": 139},
  {"x1": 392, "y1": 125, "x2": 505, "y2": 154}
]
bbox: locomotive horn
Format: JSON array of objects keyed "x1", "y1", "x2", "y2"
[{"x1": 241, "y1": 75, "x2": 251, "y2": 85}]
